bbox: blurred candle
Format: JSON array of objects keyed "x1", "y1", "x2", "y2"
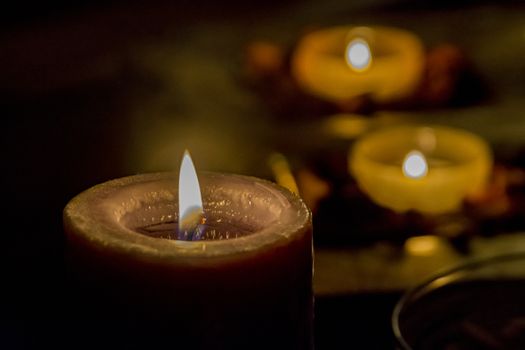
[
  {"x1": 64, "y1": 152, "x2": 313, "y2": 349},
  {"x1": 292, "y1": 26, "x2": 425, "y2": 103},
  {"x1": 349, "y1": 125, "x2": 492, "y2": 214}
]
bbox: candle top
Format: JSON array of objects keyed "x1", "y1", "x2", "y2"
[
  {"x1": 351, "y1": 125, "x2": 492, "y2": 177},
  {"x1": 64, "y1": 172, "x2": 311, "y2": 264}
]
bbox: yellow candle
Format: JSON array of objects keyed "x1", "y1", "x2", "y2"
[
  {"x1": 349, "y1": 125, "x2": 492, "y2": 214},
  {"x1": 292, "y1": 26, "x2": 425, "y2": 103}
]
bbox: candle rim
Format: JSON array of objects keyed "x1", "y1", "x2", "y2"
[
  {"x1": 64, "y1": 171, "x2": 311, "y2": 264},
  {"x1": 350, "y1": 124, "x2": 492, "y2": 175}
]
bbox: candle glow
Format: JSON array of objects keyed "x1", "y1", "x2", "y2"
[
  {"x1": 404, "y1": 235, "x2": 442, "y2": 256},
  {"x1": 268, "y1": 152, "x2": 299, "y2": 194},
  {"x1": 178, "y1": 150, "x2": 205, "y2": 238},
  {"x1": 346, "y1": 38, "x2": 372, "y2": 72},
  {"x1": 402, "y1": 151, "x2": 428, "y2": 179}
]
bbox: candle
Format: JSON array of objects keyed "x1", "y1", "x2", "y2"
[
  {"x1": 291, "y1": 26, "x2": 425, "y2": 104},
  {"x1": 349, "y1": 125, "x2": 492, "y2": 214},
  {"x1": 393, "y1": 253, "x2": 525, "y2": 350},
  {"x1": 63, "y1": 152, "x2": 313, "y2": 348}
]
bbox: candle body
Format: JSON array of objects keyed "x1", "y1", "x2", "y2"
[{"x1": 64, "y1": 172, "x2": 313, "y2": 349}]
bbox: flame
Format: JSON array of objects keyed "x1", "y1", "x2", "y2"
[
  {"x1": 346, "y1": 38, "x2": 372, "y2": 72},
  {"x1": 403, "y1": 151, "x2": 428, "y2": 179},
  {"x1": 178, "y1": 150, "x2": 204, "y2": 235}
]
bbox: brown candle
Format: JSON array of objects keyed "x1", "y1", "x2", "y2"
[{"x1": 64, "y1": 171, "x2": 313, "y2": 349}]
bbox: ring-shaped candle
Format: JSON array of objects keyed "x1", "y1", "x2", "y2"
[
  {"x1": 64, "y1": 172, "x2": 313, "y2": 349},
  {"x1": 349, "y1": 125, "x2": 492, "y2": 214},
  {"x1": 292, "y1": 26, "x2": 425, "y2": 103}
]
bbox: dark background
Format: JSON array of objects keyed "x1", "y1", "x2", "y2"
[{"x1": 3, "y1": 0, "x2": 525, "y2": 349}]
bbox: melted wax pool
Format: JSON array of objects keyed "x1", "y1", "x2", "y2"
[{"x1": 135, "y1": 218, "x2": 257, "y2": 241}]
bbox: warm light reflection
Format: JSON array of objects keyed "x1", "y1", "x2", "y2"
[
  {"x1": 404, "y1": 235, "x2": 441, "y2": 256},
  {"x1": 417, "y1": 127, "x2": 437, "y2": 153},
  {"x1": 346, "y1": 39, "x2": 372, "y2": 72},
  {"x1": 403, "y1": 151, "x2": 428, "y2": 179},
  {"x1": 178, "y1": 150, "x2": 204, "y2": 234},
  {"x1": 324, "y1": 114, "x2": 369, "y2": 139},
  {"x1": 268, "y1": 152, "x2": 299, "y2": 194}
]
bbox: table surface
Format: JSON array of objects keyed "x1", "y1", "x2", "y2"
[{"x1": 3, "y1": 1, "x2": 525, "y2": 348}]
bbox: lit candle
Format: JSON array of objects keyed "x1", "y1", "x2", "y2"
[
  {"x1": 349, "y1": 125, "x2": 492, "y2": 214},
  {"x1": 64, "y1": 151, "x2": 313, "y2": 348},
  {"x1": 291, "y1": 26, "x2": 425, "y2": 104}
]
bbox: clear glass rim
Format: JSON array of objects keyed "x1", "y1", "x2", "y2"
[{"x1": 392, "y1": 251, "x2": 525, "y2": 350}]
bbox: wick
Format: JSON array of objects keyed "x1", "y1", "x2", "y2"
[{"x1": 178, "y1": 207, "x2": 206, "y2": 241}]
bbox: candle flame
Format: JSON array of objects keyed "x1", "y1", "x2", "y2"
[
  {"x1": 346, "y1": 38, "x2": 372, "y2": 72},
  {"x1": 178, "y1": 150, "x2": 205, "y2": 237},
  {"x1": 403, "y1": 151, "x2": 428, "y2": 179}
]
